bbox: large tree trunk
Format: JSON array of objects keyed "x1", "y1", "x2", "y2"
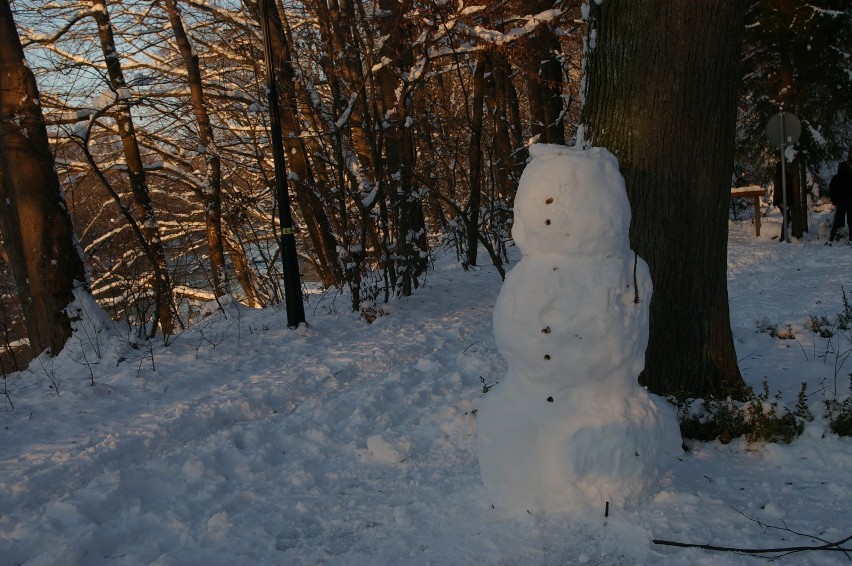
[
  {"x1": 583, "y1": 2, "x2": 749, "y2": 399},
  {"x1": 0, "y1": 0, "x2": 88, "y2": 357}
]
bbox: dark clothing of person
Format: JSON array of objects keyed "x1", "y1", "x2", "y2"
[{"x1": 829, "y1": 162, "x2": 852, "y2": 241}]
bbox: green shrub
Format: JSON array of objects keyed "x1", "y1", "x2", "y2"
[
  {"x1": 824, "y1": 375, "x2": 852, "y2": 436},
  {"x1": 838, "y1": 287, "x2": 852, "y2": 331},
  {"x1": 673, "y1": 381, "x2": 811, "y2": 444}
]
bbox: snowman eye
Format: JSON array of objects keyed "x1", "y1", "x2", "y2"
[
  {"x1": 545, "y1": 197, "x2": 554, "y2": 204},
  {"x1": 545, "y1": 219, "x2": 551, "y2": 225}
]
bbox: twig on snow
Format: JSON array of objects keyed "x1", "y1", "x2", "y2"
[{"x1": 653, "y1": 508, "x2": 852, "y2": 561}]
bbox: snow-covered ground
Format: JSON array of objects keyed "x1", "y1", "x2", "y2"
[{"x1": 1, "y1": 204, "x2": 851, "y2": 565}]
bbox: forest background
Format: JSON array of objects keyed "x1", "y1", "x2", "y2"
[{"x1": 1, "y1": 0, "x2": 851, "y2": 385}]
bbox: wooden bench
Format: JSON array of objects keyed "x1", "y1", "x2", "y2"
[{"x1": 731, "y1": 185, "x2": 766, "y2": 236}]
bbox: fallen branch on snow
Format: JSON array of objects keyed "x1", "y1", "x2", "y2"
[
  {"x1": 652, "y1": 535, "x2": 852, "y2": 560},
  {"x1": 653, "y1": 508, "x2": 852, "y2": 560}
]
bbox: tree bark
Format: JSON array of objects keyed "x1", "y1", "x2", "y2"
[
  {"x1": 92, "y1": 1, "x2": 175, "y2": 335},
  {"x1": 486, "y1": 50, "x2": 519, "y2": 202},
  {"x1": 584, "y1": 2, "x2": 749, "y2": 399},
  {"x1": 377, "y1": 0, "x2": 427, "y2": 293},
  {"x1": 0, "y1": 0, "x2": 88, "y2": 356},
  {"x1": 466, "y1": 53, "x2": 486, "y2": 267},
  {"x1": 526, "y1": 26, "x2": 565, "y2": 145},
  {"x1": 163, "y1": 0, "x2": 228, "y2": 298},
  {"x1": 265, "y1": 1, "x2": 343, "y2": 289}
]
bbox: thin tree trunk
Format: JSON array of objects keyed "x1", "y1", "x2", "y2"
[
  {"x1": 0, "y1": 0, "x2": 88, "y2": 356},
  {"x1": 92, "y1": 1, "x2": 175, "y2": 335},
  {"x1": 310, "y1": 0, "x2": 386, "y2": 306},
  {"x1": 265, "y1": 1, "x2": 343, "y2": 288},
  {"x1": 584, "y1": 2, "x2": 749, "y2": 399},
  {"x1": 466, "y1": 53, "x2": 486, "y2": 267},
  {"x1": 377, "y1": 0, "x2": 427, "y2": 295},
  {"x1": 223, "y1": 230, "x2": 262, "y2": 307},
  {"x1": 317, "y1": 0, "x2": 378, "y2": 192},
  {"x1": 486, "y1": 50, "x2": 518, "y2": 201},
  {"x1": 163, "y1": 0, "x2": 228, "y2": 298},
  {"x1": 526, "y1": 26, "x2": 565, "y2": 145},
  {"x1": 777, "y1": 49, "x2": 807, "y2": 238}
]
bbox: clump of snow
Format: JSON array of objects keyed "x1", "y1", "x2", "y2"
[
  {"x1": 478, "y1": 144, "x2": 680, "y2": 515},
  {"x1": 199, "y1": 293, "x2": 235, "y2": 317},
  {"x1": 367, "y1": 431, "x2": 414, "y2": 463}
]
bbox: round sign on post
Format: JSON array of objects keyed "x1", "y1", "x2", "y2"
[{"x1": 765, "y1": 112, "x2": 801, "y2": 147}]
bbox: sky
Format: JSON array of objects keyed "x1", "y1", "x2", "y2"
[{"x1": 1, "y1": 170, "x2": 851, "y2": 565}]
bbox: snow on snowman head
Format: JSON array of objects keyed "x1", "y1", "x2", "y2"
[{"x1": 512, "y1": 145, "x2": 632, "y2": 257}]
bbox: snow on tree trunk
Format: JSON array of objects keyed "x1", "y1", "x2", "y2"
[{"x1": 477, "y1": 145, "x2": 680, "y2": 515}]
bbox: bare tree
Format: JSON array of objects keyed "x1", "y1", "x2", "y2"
[
  {"x1": 465, "y1": 52, "x2": 487, "y2": 267},
  {"x1": 91, "y1": 0, "x2": 176, "y2": 335},
  {"x1": 163, "y1": 0, "x2": 228, "y2": 299},
  {"x1": 6, "y1": 0, "x2": 588, "y2": 325},
  {"x1": 375, "y1": 0, "x2": 429, "y2": 293}
]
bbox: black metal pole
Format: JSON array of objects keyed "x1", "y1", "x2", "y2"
[
  {"x1": 257, "y1": 0, "x2": 306, "y2": 328},
  {"x1": 779, "y1": 109, "x2": 789, "y2": 243}
]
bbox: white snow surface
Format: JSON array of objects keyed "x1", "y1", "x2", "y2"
[
  {"x1": 479, "y1": 145, "x2": 677, "y2": 515},
  {"x1": 2, "y1": 197, "x2": 852, "y2": 564}
]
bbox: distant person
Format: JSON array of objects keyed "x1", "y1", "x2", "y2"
[
  {"x1": 773, "y1": 162, "x2": 793, "y2": 229},
  {"x1": 829, "y1": 161, "x2": 852, "y2": 242}
]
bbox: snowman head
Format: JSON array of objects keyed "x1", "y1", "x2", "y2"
[{"x1": 512, "y1": 145, "x2": 631, "y2": 257}]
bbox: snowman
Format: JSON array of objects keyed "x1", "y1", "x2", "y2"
[{"x1": 476, "y1": 144, "x2": 680, "y2": 515}]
